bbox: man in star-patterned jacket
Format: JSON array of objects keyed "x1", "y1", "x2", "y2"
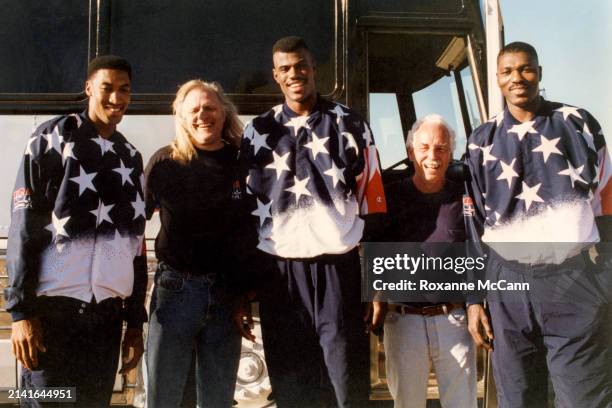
[
  {"x1": 464, "y1": 42, "x2": 612, "y2": 407},
  {"x1": 241, "y1": 36, "x2": 386, "y2": 407},
  {"x1": 5, "y1": 56, "x2": 147, "y2": 407}
]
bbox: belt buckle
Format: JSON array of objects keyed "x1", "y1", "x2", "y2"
[
  {"x1": 204, "y1": 273, "x2": 217, "y2": 285},
  {"x1": 421, "y1": 304, "x2": 447, "y2": 316},
  {"x1": 396, "y1": 305, "x2": 408, "y2": 315},
  {"x1": 421, "y1": 305, "x2": 437, "y2": 316}
]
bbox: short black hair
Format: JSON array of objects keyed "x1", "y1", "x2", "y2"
[
  {"x1": 87, "y1": 55, "x2": 132, "y2": 80},
  {"x1": 497, "y1": 42, "x2": 539, "y2": 64},
  {"x1": 272, "y1": 36, "x2": 310, "y2": 55}
]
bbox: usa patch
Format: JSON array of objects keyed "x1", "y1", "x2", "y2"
[
  {"x1": 463, "y1": 195, "x2": 475, "y2": 217},
  {"x1": 13, "y1": 187, "x2": 32, "y2": 211},
  {"x1": 231, "y1": 180, "x2": 242, "y2": 200}
]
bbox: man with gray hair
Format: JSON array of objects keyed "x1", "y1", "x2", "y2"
[{"x1": 371, "y1": 114, "x2": 477, "y2": 408}]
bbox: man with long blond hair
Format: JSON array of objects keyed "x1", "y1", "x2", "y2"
[
  {"x1": 168, "y1": 80, "x2": 243, "y2": 162},
  {"x1": 144, "y1": 79, "x2": 253, "y2": 408}
]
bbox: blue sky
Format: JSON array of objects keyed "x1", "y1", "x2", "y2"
[
  {"x1": 371, "y1": 0, "x2": 611, "y2": 169},
  {"x1": 500, "y1": 0, "x2": 611, "y2": 141}
]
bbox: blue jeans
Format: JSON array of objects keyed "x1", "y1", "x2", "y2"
[{"x1": 146, "y1": 263, "x2": 241, "y2": 408}]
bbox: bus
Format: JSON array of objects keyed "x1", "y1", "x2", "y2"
[{"x1": 0, "y1": 0, "x2": 500, "y2": 406}]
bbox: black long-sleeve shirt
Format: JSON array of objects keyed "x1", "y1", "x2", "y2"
[{"x1": 144, "y1": 144, "x2": 253, "y2": 292}]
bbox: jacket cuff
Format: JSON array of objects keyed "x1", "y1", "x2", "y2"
[
  {"x1": 465, "y1": 294, "x2": 485, "y2": 306},
  {"x1": 126, "y1": 320, "x2": 144, "y2": 330},
  {"x1": 124, "y1": 307, "x2": 147, "y2": 330},
  {"x1": 10, "y1": 310, "x2": 31, "y2": 322}
]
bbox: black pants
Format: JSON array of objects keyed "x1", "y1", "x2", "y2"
[
  {"x1": 20, "y1": 296, "x2": 123, "y2": 408},
  {"x1": 258, "y1": 249, "x2": 369, "y2": 408},
  {"x1": 487, "y1": 254, "x2": 612, "y2": 408}
]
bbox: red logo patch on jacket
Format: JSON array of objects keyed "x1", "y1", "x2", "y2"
[
  {"x1": 13, "y1": 188, "x2": 32, "y2": 211},
  {"x1": 463, "y1": 195, "x2": 475, "y2": 217}
]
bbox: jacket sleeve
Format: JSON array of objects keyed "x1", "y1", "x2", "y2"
[
  {"x1": 5, "y1": 134, "x2": 50, "y2": 322},
  {"x1": 124, "y1": 154, "x2": 148, "y2": 329},
  {"x1": 125, "y1": 242, "x2": 148, "y2": 329},
  {"x1": 227, "y1": 192, "x2": 260, "y2": 296},
  {"x1": 463, "y1": 152, "x2": 488, "y2": 304},
  {"x1": 144, "y1": 149, "x2": 162, "y2": 220},
  {"x1": 226, "y1": 139, "x2": 274, "y2": 296},
  {"x1": 355, "y1": 121, "x2": 387, "y2": 216},
  {"x1": 586, "y1": 111, "x2": 612, "y2": 267},
  {"x1": 225, "y1": 146, "x2": 264, "y2": 296},
  {"x1": 362, "y1": 174, "x2": 395, "y2": 242}
]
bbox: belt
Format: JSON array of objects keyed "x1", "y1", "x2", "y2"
[
  {"x1": 390, "y1": 303, "x2": 462, "y2": 317},
  {"x1": 157, "y1": 261, "x2": 217, "y2": 283},
  {"x1": 37, "y1": 296, "x2": 123, "y2": 319}
]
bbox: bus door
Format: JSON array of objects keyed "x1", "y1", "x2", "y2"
[
  {"x1": 351, "y1": 4, "x2": 491, "y2": 404},
  {"x1": 365, "y1": 32, "x2": 487, "y2": 171}
]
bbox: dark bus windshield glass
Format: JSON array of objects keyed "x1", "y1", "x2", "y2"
[
  {"x1": 0, "y1": 0, "x2": 88, "y2": 94},
  {"x1": 109, "y1": 0, "x2": 337, "y2": 95}
]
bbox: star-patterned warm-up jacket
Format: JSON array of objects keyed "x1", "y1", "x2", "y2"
[
  {"x1": 242, "y1": 96, "x2": 387, "y2": 259},
  {"x1": 464, "y1": 99, "x2": 612, "y2": 264},
  {"x1": 5, "y1": 112, "x2": 147, "y2": 327}
]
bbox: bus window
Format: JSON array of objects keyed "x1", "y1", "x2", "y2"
[
  {"x1": 366, "y1": 33, "x2": 486, "y2": 166},
  {"x1": 369, "y1": 93, "x2": 408, "y2": 170},
  {"x1": 460, "y1": 65, "x2": 483, "y2": 135},
  {"x1": 0, "y1": 0, "x2": 88, "y2": 95},
  {"x1": 413, "y1": 75, "x2": 471, "y2": 158},
  {"x1": 363, "y1": 0, "x2": 464, "y2": 14},
  {"x1": 411, "y1": 47, "x2": 482, "y2": 158},
  {"x1": 108, "y1": 1, "x2": 337, "y2": 96}
]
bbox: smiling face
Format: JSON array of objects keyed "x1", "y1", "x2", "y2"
[
  {"x1": 497, "y1": 51, "x2": 542, "y2": 117},
  {"x1": 182, "y1": 87, "x2": 226, "y2": 151},
  {"x1": 272, "y1": 48, "x2": 317, "y2": 114},
  {"x1": 408, "y1": 121, "x2": 452, "y2": 193},
  {"x1": 86, "y1": 68, "x2": 131, "y2": 137}
]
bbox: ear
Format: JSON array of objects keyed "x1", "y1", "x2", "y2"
[
  {"x1": 273, "y1": 67, "x2": 286, "y2": 88},
  {"x1": 538, "y1": 65, "x2": 543, "y2": 82},
  {"x1": 407, "y1": 146, "x2": 415, "y2": 162},
  {"x1": 310, "y1": 54, "x2": 317, "y2": 73},
  {"x1": 85, "y1": 80, "x2": 92, "y2": 97}
]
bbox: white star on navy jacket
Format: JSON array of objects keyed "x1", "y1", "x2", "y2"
[
  {"x1": 10, "y1": 111, "x2": 145, "y2": 278},
  {"x1": 241, "y1": 97, "x2": 386, "y2": 258},
  {"x1": 465, "y1": 100, "x2": 611, "y2": 246},
  {"x1": 6, "y1": 112, "x2": 150, "y2": 322}
]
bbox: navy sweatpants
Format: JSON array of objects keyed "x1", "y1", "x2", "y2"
[
  {"x1": 487, "y1": 254, "x2": 612, "y2": 408},
  {"x1": 258, "y1": 249, "x2": 369, "y2": 408},
  {"x1": 20, "y1": 296, "x2": 123, "y2": 408}
]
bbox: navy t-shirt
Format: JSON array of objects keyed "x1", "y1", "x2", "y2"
[
  {"x1": 382, "y1": 173, "x2": 466, "y2": 306},
  {"x1": 383, "y1": 176, "x2": 465, "y2": 243}
]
